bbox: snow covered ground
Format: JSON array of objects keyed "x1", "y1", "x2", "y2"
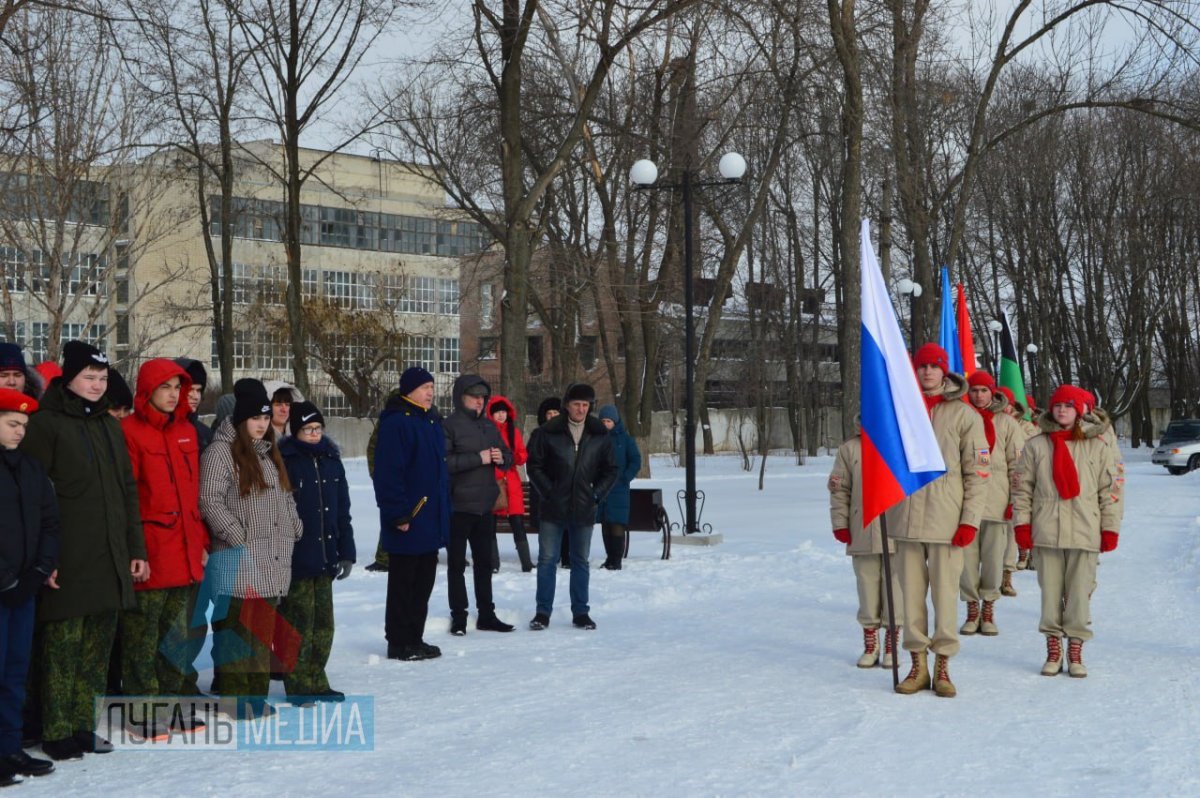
[{"x1": 19, "y1": 448, "x2": 1200, "y2": 796}]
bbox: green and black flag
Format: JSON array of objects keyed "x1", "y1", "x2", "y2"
[{"x1": 998, "y1": 311, "x2": 1028, "y2": 418}]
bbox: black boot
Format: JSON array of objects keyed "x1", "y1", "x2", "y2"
[
  {"x1": 515, "y1": 536, "x2": 534, "y2": 572},
  {"x1": 476, "y1": 615, "x2": 515, "y2": 632},
  {"x1": 601, "y1": 525, "x2": 625, "y2": 569},
  {"x1": 490, "y1": 535, "x2": 501, "y2": 574},
  {"x1": 449, "y1": 616, "x2": 467, "y2": 636}
]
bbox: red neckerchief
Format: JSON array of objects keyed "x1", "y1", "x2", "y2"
[
  {"x1": 923, "y1": 393, "x2": 944, "y2": 417},
  {"x1": 973, "y1": 405, "x2": 996, "y2": 449},
  {"x1": 1047, "y1": 430, "x2": 1081, "y2": 500}
]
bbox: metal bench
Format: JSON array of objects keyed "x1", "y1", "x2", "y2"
[{"x1": 496, "y1": 484, "x2": 670, "y2": 560}]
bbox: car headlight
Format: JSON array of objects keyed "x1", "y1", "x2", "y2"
[{"x1": 1171, "y1": 448, "x2": 1181, "y2": 454}]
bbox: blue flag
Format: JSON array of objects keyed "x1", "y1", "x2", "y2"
[{"x1": 938, "y1": 267, "x2": 964, "y2": 374}]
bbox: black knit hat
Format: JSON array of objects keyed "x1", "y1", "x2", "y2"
[
  {"x1": 0, "y1": 342, "x2": 26, "y2": 373},
  {"x1": 231, "y1": 378, "x2": 271, "y2": 428},
  {"x1": 563, "y1": 383, "x2": 595, "y2": 404},
  {"x1": 289, "y1": 400, "x2": 325, "y2": 437},
  {"x1": 399, "y1": 366, "x2": 434, "y2": 397},
  {"x1": 61, "y1": 340, "x2": 109, "y2": 386},
  {"x1": 173, "y1": 357, "x2": 208, "y2": 396},
  {"x1": 536, "y1": 396, "x2": 562, "y2": 426},
  {"x1": 105, "y1": 367, "x2": 133, "y2": 410}
]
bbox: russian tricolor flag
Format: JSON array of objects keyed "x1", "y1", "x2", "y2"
[{"x1": 859, "y1": 220, "x2": 946, "y2": 526}]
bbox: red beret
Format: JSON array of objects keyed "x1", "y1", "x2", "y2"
[
  {"x1": 0, "y1": 388, "x2": 36, "y2": 414},
  {"x1": 913, "y1": 343, "x2": 950, "y2": 372},
  {"x1": 1050, "y1": 385, "x2": 1086, "y2": 417}
]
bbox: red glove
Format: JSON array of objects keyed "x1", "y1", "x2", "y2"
[
  {"x1": 1004, "y1": 504, "x2": 1013, "y2": 520},
  {"x1": 833, "y1": 528, "x2": 851, "y2": 544},
  {"x1": 951, "y1": 524, "x2": 977, "y2": 547},
  {"x1": 1100, "y1": 530, "x2": 1118, "y2": 553},
  {"x1": 1015, "y1": 524, "x2": 1033, "y2": 550}
]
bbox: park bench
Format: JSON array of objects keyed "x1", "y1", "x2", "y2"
[{"x1": 496, "y1": 484, "x2": 671, "y2": 560}]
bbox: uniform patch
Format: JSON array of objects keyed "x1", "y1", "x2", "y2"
[
  {"x1": 976, "y1": 470, "x2": 989, "y2": 478},
  {"x1": 827, "y1": 474, "x2": 842, "y2": 492},
  {"x1": 976, "y1": 448, "x2": 990, "y2": 466}
]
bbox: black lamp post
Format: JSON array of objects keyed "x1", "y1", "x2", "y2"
[
  {"x1": 896, "y1": 278, "x2": 922, "y2": 353},
  {"x1": 987, "y1": 319, "x2": 1003, "y2": 375},
  {"x1": 630, "y1": 153, "x2": 746, "y2": 535},
  {"x1": 1026, "y1": 343, "x2": 1039, "y2": 401}
]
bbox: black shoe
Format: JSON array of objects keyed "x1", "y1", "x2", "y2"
[
  {"x1": 449, "y1": 617, "x2": 467, "y2": 636},
  {"x1": 599, "y1": 560, "x2": 621, "y2": 570},
  {"x1": 529, "y1": 613, "x2": 550, "y2": 631},
  {"x1": 72, "y1": 731, "x2": 114, "y2": 754},
  {"x1": 169, "y1": 713, "x2": 206, "y2": 732},
  {"x1": 559, "y1": 562, "x2": 570, "y2": 570},
  {"x1": 0, "y1": 763, "x2": 17, "y2": 788},
  {"x1": 572, "y1": 614, "x2": 597, "y2": 630},
  {"x1": 364, "y1": 561, "x2": 389, "y2": 573},
  {"x1": 477, "y1": 615, "x2": 515, "y2": 632},
  {"x1": 237, "y1": 699, "x2": 275, "y2": 721},
  {"x1": 315, "y1": 689, "x2": 345, "y2": 702},
  {"x1": 41, "y1": 738, "x2": 83, "y2": 762},
  {"x1": 521, "y1": 563, "x2": 534, "y2": 573},
  {"x1": 2, "y1": 752, "x2": 54, "y2": 777},
  {"x1": 418, "y1": 642, "x2": 442, "y2": 659}
]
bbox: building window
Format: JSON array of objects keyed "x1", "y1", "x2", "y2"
[
  {"x1": 116, "y1": 314, "x2": 129, "y2": 346},
  {"x1": 478, "y1": 336, "x2": 497, "y2": 361},
  {"x1": 437, "y1": 278, "x2": 459, "y2": 315},
  {"x1": 438, "y1": 337, "x2": 460, "y2": 373},
  {"x1": 480, "y1": 283, "x2": 493, "y2": 329},
  {"x1": 28, "y1": 322, "x2": 48, "y2": 363},
  {"x1": 400, "y1": 335, "x2": 436, "y2": 372},
  {"x1": 0, "y1": 322, "x2": 25, "y2": 346},
  {"x1": 323, "y1": 270, "x2": 355, "y2": 307},
  {"x1": 527, "y1": 335, "x2": 543, "y2": 376},
  {"x1": 579, "y1": 336, "x2": 597, "y2": 370}
]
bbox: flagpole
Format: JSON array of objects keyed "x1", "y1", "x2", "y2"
[{"x1": 879, "y1": 513, "x2": 900, "y2": 689}]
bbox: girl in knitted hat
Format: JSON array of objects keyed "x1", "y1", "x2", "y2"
[{"x1": 1012, "y1": 385, "x2": 1121, "y2": 677}]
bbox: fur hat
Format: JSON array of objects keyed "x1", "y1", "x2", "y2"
[
  {"x1": 232, "y1": 378, "x2": 272, "y2": 428},
  {"x1": 536, "y1": 397, "x2": 561, "y2": 426},
  {"x1": 563, "y1": 383, "x2": 596, "y2": 404},
  {"x1": 289, "y1": 400, "x2": 325, "y2": 436},
  {"x1": 913, "y1": 343, "x2": 949, "y2": 373},
  {"x1": 399, "y1": 366, "x2": 434, "y2": 397},
  {"x1": 61, "y1": 340, "x2": 109, "y2": 386},
  {"x1": 0, "y1": 387, "x2": 36, "y2": 415}
]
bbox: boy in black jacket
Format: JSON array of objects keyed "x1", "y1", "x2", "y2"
[{"x1": 0, "y1": 389, "x2": 59, "y2": 783}]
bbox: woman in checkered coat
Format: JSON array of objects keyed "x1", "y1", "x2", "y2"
[{"x1": 199, "y1": 378, "x2": 303, "y2": 719}]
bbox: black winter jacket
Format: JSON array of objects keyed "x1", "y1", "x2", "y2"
[
  {"x1": 0, "y1": 449, "x2": 61, "y2": 588},
  {"x1": 442, "y1": 375, "x2": 512, "y2": 514},
  {"x1": 280, "y1": 436, "x2": 356, "y2": 579},
  {"x1": 527, "y1": 414, "x2": 618, "y2": 527}
]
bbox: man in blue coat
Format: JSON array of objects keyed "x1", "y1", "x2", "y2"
[{"x1": 372, "y1": 368, "x2": 450, "y2": 661}]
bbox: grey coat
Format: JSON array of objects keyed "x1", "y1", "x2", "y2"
[
  {"x1": 442, "y1": 374, "x2": 512, "y2": 514},
  {"x1": 200, "y1": 418, "x2": 303, "y2": 599}
]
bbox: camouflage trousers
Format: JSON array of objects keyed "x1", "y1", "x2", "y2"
[
  {"x1": 212, "y1": 596, "x2": 280, "y2": 700},
  {"x1": 373, "y1": 540, "x2": 389, "y2": 568},
  {"x1": 40, "y1": 612, "x2": 119, "y2": 741},
  {"x1": 178, "y1": 582, "x2": 212, "y2": 696},
  {"x1": 119, "y1": 587, "x2": 194, "y2": 698},
  {"x1": 277, "y1": 576, "x2": 334, "y2": 698}
]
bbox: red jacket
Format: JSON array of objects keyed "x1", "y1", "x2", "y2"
[
  {"x1": 121, "y1": 359, "x2": 209, "y2": 590},
  {"x1": 487, "y1": 395, "x2": 527, "y2": 516}
]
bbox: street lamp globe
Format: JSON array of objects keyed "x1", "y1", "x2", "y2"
[
  {"x1": 897, "y1": 278, "x2": 914, "y2": 295},
  {"x1": 1026, "y1": 343, "x2": 1039, "y2": 354},
  {"x1": 912, "y1": 282, "x2": 923, "y2": 297},
  {"x1": 988, "y1": 319, "x2": 1003, "y2": 333},
  {"x1": 629, "y1": 159, "x2": 658, "y2": 186},
  {"x1": 718, "y1": 152, "x2": 747, "y2": 181}
]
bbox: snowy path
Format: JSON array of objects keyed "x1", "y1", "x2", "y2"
[{"x1": 19, "y1": 451, "x2": 1200, "y2": 796}]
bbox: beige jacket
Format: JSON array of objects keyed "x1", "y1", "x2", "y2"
[
  {"x1": 886, "y1": 373, "x2": 990, "y2": 542},
  {"x1": 1012, "y1": 412, "x2": 1121, "y2": 552},
  {"x1": 828, "y1": 436, "x2": 893, "y2": 555},
  {"x1": 977, "y1": 395, "x2": 1022, "y2": 522},
  {"x1": 1094, "y1": 408, "x2": 1126, "y2": 520}
]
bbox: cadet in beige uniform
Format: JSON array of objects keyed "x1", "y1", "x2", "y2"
[
  {"x1": 828, "y1": 428, "x2": 903, "y2": 669},
  {"x1": 999, "y1": 388, "x2": 1038, "y2": 576},
  {"x1": 959, "y1": 372, "x2": 1021, "y2": 636},
  {"x1": 1013, "y1": 385, "x2": 1120, "y2": 678},
  {"x1": 888, "y1": 344, "x2": 989, "y2": 698}
]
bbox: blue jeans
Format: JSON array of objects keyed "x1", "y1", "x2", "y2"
[
  {"x1": 0, "y1": 597, "x2": 35, "y2": 755},
  {"x1": 536, "y1": 521, "x2": 593, "y2": 617}
]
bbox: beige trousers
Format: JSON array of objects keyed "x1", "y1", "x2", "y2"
[
  {"x1": 960, "y1": 520, "x2": 1008, "y2": 602},
  {"x1": 851, "y1": 554, "x2": 904, "y2": 629},
  {"x1": 1036, "y1": 547, "x2": 1098, "y2": 641},
  {"x1": 896, "y1": 540, "x2": 964, "y2": 657},
  {"x1": 1003, "y1": 520, "x2": 1018, "y2": 570}
]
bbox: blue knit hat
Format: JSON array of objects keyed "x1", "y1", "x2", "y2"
[
  {"x1": 399, "y1": 366, "x2": 435, "y2": 397},
  {"x1": 598, "y1": 404, "x2": 620, "y2": 423},
  {"x1": 0, "y1": 342, "x2": 26, "y2": 373}
]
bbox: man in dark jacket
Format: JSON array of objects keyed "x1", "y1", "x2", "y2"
[
  {"x1": 173, "y1": 357, "x2": 214, "y2": 453},
  {"x1": 443, "y1": 374, "x2": 513, "y2": 635},
  {"x1": 19, "y1": 341, "x2": 148, "y2": 760},
  {"x1": 527, "y1": 383, "x2": 617, "y2": 630}
]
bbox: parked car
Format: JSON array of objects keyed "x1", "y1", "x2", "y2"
[{"x1": 1151, "y1": 419, "x2": 1200, "y2": 475}]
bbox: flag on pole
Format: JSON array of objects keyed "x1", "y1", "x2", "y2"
[
  {"x1": 956, "y1": 283, "x2": 976, "y2": 377},
  {"x1": 997, "y1": 310, "x2": 1028, "y2": 415},
  {"x1": 938, "y1": 267, "x2": 964, "y2": 374},
  {"x1": 860, "y1": 220, "x2": 947, "y2": 526}
]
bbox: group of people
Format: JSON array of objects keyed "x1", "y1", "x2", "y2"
[
  {"x1": 0, "y1": 340, "x2": 355, "y2": 785},
  {"x1": 828, "y1": 342, "x2": 1124, "y2": 696},
  {"x1": 370, "y1": 370, "x2": 641, "y2": 661}
]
